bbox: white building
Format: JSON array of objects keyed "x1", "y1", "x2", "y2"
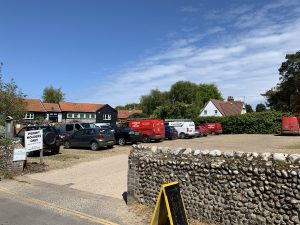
[{"x1": 200, "y1": 97, "x2": 247, "y2": 117}]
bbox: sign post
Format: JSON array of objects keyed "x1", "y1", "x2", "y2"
[
  {"x1": 150, "y1": 181, "x2": 189, "y2": 225},
  {"x1": 25, "y1": 130, "x2": 43, "y2": 163}
]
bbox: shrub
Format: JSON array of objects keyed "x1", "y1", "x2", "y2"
[{"x1": 197, "y1": 111, "x2": 285, "y2": 134}]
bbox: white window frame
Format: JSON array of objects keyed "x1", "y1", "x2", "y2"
[
  {"x1": 103, "y1": 114, "x2": 111, "y2": 120},
  {"x1": 204, "y1": 110, "x2": 207, "y2": 115},
  {"x1": 214, "y1": 110, "x2": 218, "y2": 115},
  {"x1": 24, "y1": 113, "x2": 34, "y2": 119}
]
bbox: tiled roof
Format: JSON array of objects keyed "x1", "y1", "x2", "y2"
[
  {"x1": 24, "y1": 99, "x2": 46, "y2": 112},
  {"x1": 211, "y1": 99, "x2": 244, "y2": 116},
  {"x1": 42, "y1": 103, "x2": 61, "y2": 112},
  {"x1": 118, "y1": 110, "x2": 143, "y2": 119},
  {"x1": 59, "y1": 101, "x2": 104, "y2": 113}
]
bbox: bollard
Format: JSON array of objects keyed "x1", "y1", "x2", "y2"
[{"x1": 5, "y1": 116, "x2": 14, "y2": 139}]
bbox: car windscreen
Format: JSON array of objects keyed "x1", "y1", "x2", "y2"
[
  {"x1": 81, "y1": 123, "x2": 96, "y2": 128},
  {"x1": 98, "y1": 129, "x2": 113, "y2": 134}
]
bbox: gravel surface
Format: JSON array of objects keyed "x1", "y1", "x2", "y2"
[{"x1": 143, "y1": 134, "x2": 300, "y2": 153}]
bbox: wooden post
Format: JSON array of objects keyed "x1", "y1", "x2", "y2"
[{"x1": 40, "y1": 149, "x2": 43, "y2": 164}]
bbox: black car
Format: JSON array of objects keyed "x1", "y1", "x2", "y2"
[
  {"x1": 114, "y1": 126, "x2": 141, "y2": 145},
  {"x1": 16, "y1": 125, "x2": 62, "y2": 154},
  {"x1": 165, "y1": 125, "x2": 178, "y2": 140},
  {"x1": 64, "y1": 128, "x2": 115, "y2": 151}
]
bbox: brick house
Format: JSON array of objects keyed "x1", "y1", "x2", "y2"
[
  {"x1": 23, "y1": 99, "x2": 47, "y2": 122},
  {"x1": 117, "y1": 109, "x2": 143, "y2": 123},
  {"x1": 59, "y1": 101, "x2": 117, "y2": 124}
]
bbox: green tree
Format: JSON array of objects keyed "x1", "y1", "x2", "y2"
[
  {"x1": 0, "y1": 64, "x2": 27, "y2": 124},
  {"x1": 245, "y1": 104, "x2": 253, "y2": 113},
  {"x1": 256, "y1": 103, "x2": 267, "y2": 112},
  {"x1": 115, "y1": 103, "x2": 141, "y2": 110},
  {"x1": 128, "y1": 113, "x2": 148, "y2": 119},
  {"x1": 140, "y1": 89, "x2": 169, "y2": 115},
  {"x1": 42, "y1": 86, "x2": 65, "y2": 103},
  {"x1": 263, "y1": 50, "x2": 300, "y2": 113}
]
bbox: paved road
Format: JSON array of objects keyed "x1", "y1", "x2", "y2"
[{"x1": 0, "y1": 153, "x2": 146, "y2": 225}]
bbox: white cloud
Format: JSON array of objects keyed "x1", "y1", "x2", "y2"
[{"x1": 82, "y1": 1, "x2": 300, "y2": 108}]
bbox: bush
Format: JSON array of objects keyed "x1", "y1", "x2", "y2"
[{"x1": 197, "y1": 111, "x2": 285, "y2": 134}]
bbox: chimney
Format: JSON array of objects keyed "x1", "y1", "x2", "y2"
[{"x1": 227, "y1": 96, "x2": 234, "y2": 102}]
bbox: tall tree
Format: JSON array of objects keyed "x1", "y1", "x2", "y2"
[
  {"x1": 140, "y1": 89, "x2": 169, "y2": 115},
  {"x1": 0, "y1": 64, "x2": 26, "y2": 123},
  {"x1": 42, "y1": 86, "x2": 65, "y2": 103},
  {"x1": 263, "y1": 51, "x2": 300, "y2": 113},
  {"x1": 256, "y1": 103, "x2": 267, "y2": 112},
  {"x1": 245, "y1": 104, "x2": 253, "y2": 113}
]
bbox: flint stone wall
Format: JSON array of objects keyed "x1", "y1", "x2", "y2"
[
  {"x1": 0, "y1": 142, "x2": 25, "y2": 176},
  {"x1": 128, "y1": 145, "x2": 300, "y2": 225}
]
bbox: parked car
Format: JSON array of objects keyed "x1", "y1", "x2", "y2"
[
  {"x1": 165, "y1": 119, "x2": 195, "y2": 139},
  {"x1": 128, "y1": 118, "x2": 165, "y2": 143},
  {"x1": 55, "y1": 128, "x2": 68, "y2": 141},
  {"x1": 281, "y1": 116, "x2": 300, "y2": 135},
  {"x1": 63, "y1": 128, "x2": 115, "y2": 150},
  {"x1": 80, "y1": 123, "x2": 97, "y2": 128},
  {"x1": 164, "y1": 125, "x2": 178, "y2": 140},
  {"x1": 16, "y1": 125, "x2": 62, "y2": 154},
  {"x1": 114, "y1": 126, "x2": 141, "y2": 145},
  {"x1": 197, "y1": 125, "x2": 208, "y2": 137},
  {"x1": 204, "y1": 122, "x2": 222, "y2": 135},
  {"x1": 59, "y1": 123, "x2": 84, "y2": 135},
  {"x1": 194, "y1": 130, "x2": 201, "y2": 138}
]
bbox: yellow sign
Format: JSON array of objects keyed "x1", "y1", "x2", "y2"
[{"x1": 150, "y1": 181, "x2": 189, "y2": 225}]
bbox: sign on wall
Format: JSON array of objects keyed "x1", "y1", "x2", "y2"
[
  {"x1": 150, "y1": 181, "x2": 189, "y2": 225},
  {"x1": 13, "y1": 148, "x2": 27, "y2": 161},
  {"x1": 25, "y1": 130, "x2": 43, "y2": 152}
]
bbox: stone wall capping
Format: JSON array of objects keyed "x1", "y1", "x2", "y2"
[
  {"x1": 273, "y1": 153, "x2": 288, "y2": 162},
  {"x1": 209, "y1": 150, "x2": 222, "y2": 156}
]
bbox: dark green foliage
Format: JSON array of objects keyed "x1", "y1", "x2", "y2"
[
  {"x1": 128, "y1": 113, "x2": 148, "y2": 119},
  {"x1": 256, "y1": 103, "x2": 267, "y2": 112},
  {"x1": 140, "y1": 89, "x2": 169, "y2": 115},
  {"x1": 245, "y1": 104, "x2": 253, "y2": 113},
  {"x1": 42, "y1": 86, "x2": 65, "y2": 103},
  {"x1": 263, "y1": 51, "x2": 300, "y2": 113},
  {"x1": 115, "y1": 103, "x2": 142, "y2": 111},
  {"x1": 0, "y1": 73, "x2": 26, "y2": 121},
  {"x1": 140, "y1": 81, "x2": 223, "y2": 118},
  {"x1": 197, "y1": 111, "x2": 284, "y2": 134}
]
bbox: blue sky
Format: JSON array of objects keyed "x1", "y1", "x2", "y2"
[{"x1": 1, "y1": 0, "x2": 300, "y2": 107}]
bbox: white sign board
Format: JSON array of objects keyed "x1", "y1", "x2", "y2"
[
  {"x1": 13, "y1": 148, "x2": 27, "y2": 161},
  {"x1": 25, "y1": 130, "x2": 43, "y2": 152}
]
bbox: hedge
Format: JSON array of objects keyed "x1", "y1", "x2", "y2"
[{"x1": 196, "y1": 111, "x2": 286, "y2": 134}]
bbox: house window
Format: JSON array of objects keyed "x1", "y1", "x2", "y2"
[
  {"x1": 24, "y1": 113, "x2": 34, "y2": 119},
  {"x1": 91, "y1": 113, "x2": 96, "y2": 119},
  {"x1": 103, "y1": 114, "x2": 111, "y2": 120},
  {"x1": 67, "y1": 113, "x2": 73, "y2": 119},
  {"x1": 214, "y1": 110, "x2": 218, "y2": 115},
  {"x1": 204, "y1": 110, "x2": 207, "y2": 115}
]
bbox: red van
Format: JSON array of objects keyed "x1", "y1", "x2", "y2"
[
  {"x1": 204, "y1": 122, "x2": 223, "y2": 135},
  {"x1": 128, "y1": 119, "x2": 165, "y2": 142},
  {"x1": 281, "y1": 116, "x2": 300, "y2": 135}
]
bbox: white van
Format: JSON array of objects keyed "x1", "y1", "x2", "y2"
[{"x1": 165, "y1": 119, "x2": 195, "y2": 139}]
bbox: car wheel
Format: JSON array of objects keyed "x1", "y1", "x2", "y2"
[
  {"x1": 90, "y1": 142, "x2": 99, "y2": 151},
  {"x1": 142, "y1": 135, "x2": 150, "y2": 143},
  {"x1": 51, "y1": 146, "x2": 60, "y2": 154},
  {"x1": 44, "y1": 132, "x2": 56, "y2": 146},
  {"x1": 118, "y1": 137, "x2": 126, "y2": 146},
  {"x1": 179, "y1": 133, "x2": 186, "y2": 139},
  {"x1": 64, "y1": 141, "x2": 70, "y2": 149}
]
